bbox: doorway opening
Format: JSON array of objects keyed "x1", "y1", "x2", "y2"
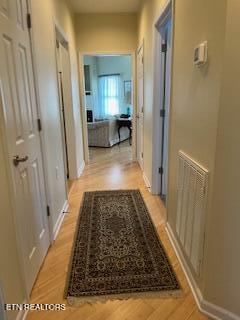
[
  {"x1": 159, "y1": 16, "x2": 172, "y2": 202},
  {"x1": 82, "y1": 54, "x2": 135, "y2": 164},
  {"x1": 55, "y1": 27, "x2": 75, "y2": 192},
  {"x1": 152, "y1": 1, "x2": 173, "y2": 204}
]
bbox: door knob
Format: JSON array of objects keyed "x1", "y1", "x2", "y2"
[{"x1": 13, "y1": 155, "x2": 28, "y2": 167}]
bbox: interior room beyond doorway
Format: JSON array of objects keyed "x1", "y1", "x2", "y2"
[{"x1": 83, "y1": 55, "x2": 134, "y2": 163}]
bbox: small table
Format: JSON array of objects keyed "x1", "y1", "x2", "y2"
[{"x1": 117, "y1": 118, "x2": 132, "y2": 145}]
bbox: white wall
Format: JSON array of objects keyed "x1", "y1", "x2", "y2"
[
  {"x1": 84, "y1": 56, "x2": 99, "y2": 117},
  {"x1": 97, "y1": 56, "x2": 132, "y2": 115},
  {"x1": 84, "y1": 55, "x2": 132, "y2": 118}
]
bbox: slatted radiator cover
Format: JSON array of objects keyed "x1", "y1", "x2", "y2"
[{"x1": 176, "y1": 151, "x2": 209, "y2": 277}]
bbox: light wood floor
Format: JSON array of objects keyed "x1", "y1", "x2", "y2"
[{"x1": 27, "y1": 142, "x2": 209, "y2": 320}]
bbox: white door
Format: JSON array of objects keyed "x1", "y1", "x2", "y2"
[
  {"x1": 137, "y1": 43, "x2": 144, "y2": 170},
  {"x1": 0, "y1": 0, "x2": 50, "y2": 294},
  {"x1": 160, "y1": 18, "x2": 172, "y2": 198}
]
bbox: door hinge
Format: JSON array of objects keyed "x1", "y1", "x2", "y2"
[
  {"x1": 160, "y1": 109, "x2": 166, "y2": 117},
  {"x1": 161, "y1": 43, "x2": 167, "y2": 53},
  {"x1": 47, "y1": 205, "x2": 51, "y2": 217},
  {"x1": 27, "y1": 13, "x2": 32, "y2": 29},
  {"x1": 141, "y1": 152, "x2": 144, "y2": 158},
  {"x1": 142, "y1": 57, "x2": 144, "y2": 64},
  {"x1": 37, "y1": 118, "x2": 42, "y2": 132},
  {"x1": 159, "y1": 167, "x2": 164, "y2": 175}
]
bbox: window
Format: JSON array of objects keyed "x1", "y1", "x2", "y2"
[{"x1": 98, "y1": 75, "x2": 120, "y2": 117}]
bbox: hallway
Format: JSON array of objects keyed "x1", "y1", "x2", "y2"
[
  {"x1": 1, "y1": 1, "x2": 240, "y2": 319},
  {"x1": 27, "y1": 148, "x2": 208, "y2": 320}
]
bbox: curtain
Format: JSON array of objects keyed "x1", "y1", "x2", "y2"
[{"x1": 98, "y1": 75, "x2": 120, "y2": 118}]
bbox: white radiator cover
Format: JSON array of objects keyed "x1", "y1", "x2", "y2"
[{"x1": 176, "y1": 151, "x2": 209, "y2": 277}]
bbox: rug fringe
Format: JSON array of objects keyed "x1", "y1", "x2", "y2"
[{"x1": 67, "y1": 289, "x2": 182, "y2": 306}]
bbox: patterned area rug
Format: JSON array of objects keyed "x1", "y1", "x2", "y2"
[{"x1": 65, "y1": 190, "x2": 180, "y2": 305}]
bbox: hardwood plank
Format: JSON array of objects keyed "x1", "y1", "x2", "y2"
[{"x1": 27, "y1": 142, "x2": 208, "y2": 320}]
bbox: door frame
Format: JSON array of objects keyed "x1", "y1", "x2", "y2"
[
  {"x1": 152, "y1": 0, "x2": 174, "y2": 205},
  {"x1": 54, "y1": 21, "x2": 80, "y2": 182},
  {"x1": 30, "y1": 14, "x2": 70, "y2": 244},
  {"x1": 28, "y1": 0, "x2": 56, "y2": 244},
  {"x1": 0, "y1": 0, "x2": 51, "y2": 300},
  {"x1": 136, "y1": 41, "x2": 144, "y2": 171},
  {"x1": 55, "y1": 40, "x2": 70, "y2": 181},
  {"x1": 55, "y1": 24, "x2": 70, "y2": 184},
  {"x1": 78, "y1": 51, "x2": 137, "y2": 164}
]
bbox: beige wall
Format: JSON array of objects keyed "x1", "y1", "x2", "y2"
[
  {"x1": 1, "y1": 1, "x2": 239, "y2": 319},
  {"x1": 167, "y1": 0, "x2": 226, "y2": 225},
  {"x1": 52, "y1": 0, "x2": 85, "y2": 176},
  {"x1": 30, "y1": 0, "x2": 84, "y2": 229},
  {"x1": 204, "y1": 0, "x2": 240, "y2": 315},
  {"x1": 0, "y1": 135, "x2": 25, "y2": 320},
  {"x1": 138, "y1": 0, "x2": 240, "y2": 317},
  {"x1": 167, "y1": 0, "x2": 227, "y2": 294},
  {"x1": 75, "y1": 13, "x2": 138, "y2": 53},
  {"x1": 0, "y1": 2, "x2": 84, "y2": 319},
  {"x1": 74, "y1": 13, "x2": 138, "y2": 161},
  {"x1": 30, "y1": 0, "x2": 67, "y2": 230},
  {"x1": 138, "y1": 0, "x2": 226, "y2": 194}
]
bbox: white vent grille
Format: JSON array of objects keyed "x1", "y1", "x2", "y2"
[{"x1": 176, "y1": 151, "x2": 209, "y2": 276}]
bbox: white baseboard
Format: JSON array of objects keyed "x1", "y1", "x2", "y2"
[
  {"x1": 52, "y1": 200, "x2": 69, "y2": 241},
  {"x1": 201, "y1": 300, "x2": 240, "y2": 320},
  {"x1": 22, "y1": 309, "x2": 28, "y2": 320},
  {"x1": 165, "y1": 222, "x2": 240, "y2": 320},
  {"x1": 16, "y1": 300, "x2": 28, "y2": 320},
  {"x1": 77, "y1": 161, "x2": 85, "y2": 178},
  {"x1": 143, "y1": 171, "x2": 151, "y2": 192}
]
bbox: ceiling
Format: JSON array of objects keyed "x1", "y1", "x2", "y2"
[{"x1": 69, "y1": 0, "x2": 142, "y2": 13}]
